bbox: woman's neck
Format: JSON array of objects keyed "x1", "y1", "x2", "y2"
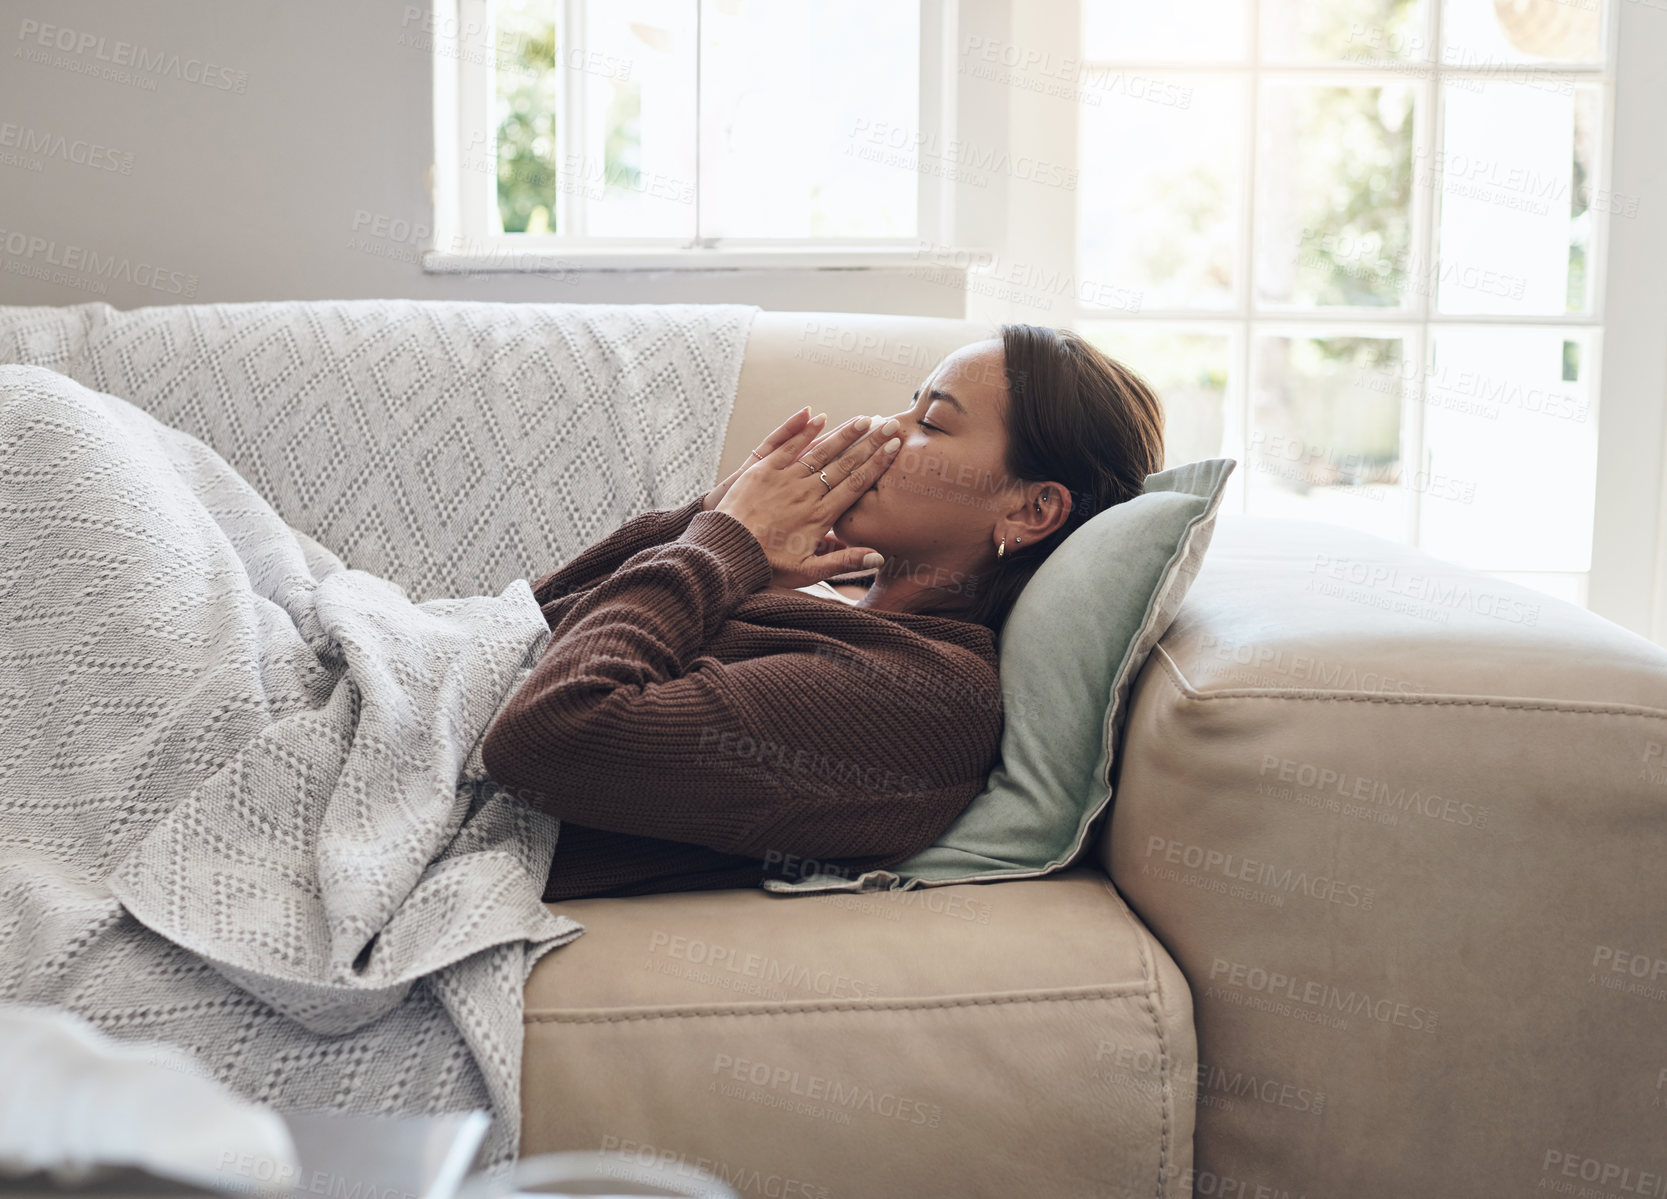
[{"x1": 854, "y1": 566, "x2": 982, "y2": 620}]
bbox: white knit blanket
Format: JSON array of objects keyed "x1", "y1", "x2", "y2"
[
  {"x1": 0, "y1": 299, "x2": 756, "y2": 605},
  {"x1": 0, "y1": 300, "x2": 755, "y2": 1173}
]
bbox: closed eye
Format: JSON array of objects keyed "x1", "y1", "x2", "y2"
[{"x1": 918, "y1": 419, "x2": 943, "y2": 433}]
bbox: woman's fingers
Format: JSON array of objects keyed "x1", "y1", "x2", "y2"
[
  {"x1": 806, "y1": 543, "x2": 887, "y2": 582},
  {"x1": 798, "y1": 414, "x2": 869, "y2": 463},
  {"x1": 833, "y1": 430, "x2": 902, "y2": 501},
  {"x1": 823, "y1": 413, "x2": 900, "y2": 475},
  {"x1": 703, "y1": 408, "x2": 820, "y2": 510},
  {"x1": 761, "y1": 408, "x2": 829, "y2": 468},
  {"x1": 801, "y1": 413, "x2": 896, "y2": 477},
  {"x1": 752, "y1": 407, "x2": 819, "y2": 462}
]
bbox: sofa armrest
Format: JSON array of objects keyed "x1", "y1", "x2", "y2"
[{"x1": 1103, "y1": 513, "x2": 1667, "y2": 1198}]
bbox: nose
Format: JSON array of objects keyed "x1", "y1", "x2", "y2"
[{"x1": 889, "y1": 398, "x2": 925, "y2": 425}]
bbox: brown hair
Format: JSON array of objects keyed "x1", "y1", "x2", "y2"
[{"x1": 956, "y1": 323, "x2": 1167, "y2": 637}]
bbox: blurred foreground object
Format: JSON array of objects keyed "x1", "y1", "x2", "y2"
[{"x1": 0, "y1": 1003, "x2": 296, "y2": 1196}]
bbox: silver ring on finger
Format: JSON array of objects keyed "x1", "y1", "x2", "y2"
[{"x1": 818, "y1": 470, "x2": 833, "y2": 494}]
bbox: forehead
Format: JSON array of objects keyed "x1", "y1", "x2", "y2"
[{"x1": 923, "y1": 339, "x2": 1006, "y2": 410}]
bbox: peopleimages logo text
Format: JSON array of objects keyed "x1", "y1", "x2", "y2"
[
  {"x1": 0, "y1": 123, "x2": 133, "y2": 172},
  {"x1": 1309, "y1": 551, "x2": 1541, "y2": 626},
  {"x1": 16, "y1": 19, "x2": 249, "y2": 91},
  {"x1": 1143, "y1": 835, "x2": 1375, "y2": 909},
  {"x1": 1257, "y1": 754, "x2": 1489, "y2": 829},
  {"x1": 711, "y1": 1054, "x2": 943, "y2": 1128},
  {"x1": 0, "y1": 229, "x2": 197, "y2": 296},
  {"x1": 1209, "y1": 957, "x2": 1439, "y2": 1032}
]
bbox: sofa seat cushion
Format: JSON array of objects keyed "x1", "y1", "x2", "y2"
[
  {"x1": 1106, "y1": 513, "x2": 1667, "y2": 1199},
  {"x1": 522, "y1": 867, "x2": 1196, "y2": 1199}
]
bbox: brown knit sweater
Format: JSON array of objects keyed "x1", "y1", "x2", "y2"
[{"x1": 478, "y1": 496, "x2": 1003, "y2": 901}]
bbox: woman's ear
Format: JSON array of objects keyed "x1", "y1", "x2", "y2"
[
  {"x1": 1012, "y1": 482, "x2": 1071, "y2": 543},
  {"x1": 999, "y1": 482, "x2": 1070, "y2": 549}
]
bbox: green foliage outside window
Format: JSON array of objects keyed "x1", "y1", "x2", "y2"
[{"x1": 494, "y1": 5, "x2": 644, "y2": 234}]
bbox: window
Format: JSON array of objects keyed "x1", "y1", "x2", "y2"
[
  {"x1": 1072, "y1": 0, "x2": 1620, "y2": 608},
  {"x1": 429, "y1": 0, "x2": 952, "y2": 268}
]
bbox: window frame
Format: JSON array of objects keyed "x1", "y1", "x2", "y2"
[
  {"x1": 1064, "y1": 0, "x2": 1658, "y2": 627},
  {"x1": 426, "y1": 0, "x2": 959, "y2": 271},
  {"x1": 1590, "y1": 0, "x2": 1667, "y2": 646}
]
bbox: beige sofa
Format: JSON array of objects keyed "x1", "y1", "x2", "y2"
[
  {"x1": 4, "y1": 295, "x2": 1656, "y2": 1196},
  {"x1": 521, "y1": 312, "x2": 1667, "y2": 1199}
]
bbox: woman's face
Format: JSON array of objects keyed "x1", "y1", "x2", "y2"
[{"x1": 832, "y1": 339, "x2": 1022, "y2": 589}]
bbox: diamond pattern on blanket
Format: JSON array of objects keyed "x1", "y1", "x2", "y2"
[
  {"x1": 0, "y1": 363, "x2": 579, "y2": 1171},
  {"x1": 0, "y1": 298, "x2": 757, "y2": 603},
  {"x1": 0, "y1": 296, "x2": 755, "y2": 1173}
]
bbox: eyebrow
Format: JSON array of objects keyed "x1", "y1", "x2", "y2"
[{"x1": 912, "y1": 387, "x2": 967, "y2": 417}]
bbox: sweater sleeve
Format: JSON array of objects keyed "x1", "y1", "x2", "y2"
[
  {"x1": 528, "y1": 495, "x2": 707, "y2": 607},
  {"x1": 481, "y1": 509, "x2": 1001, "y2": 864}
]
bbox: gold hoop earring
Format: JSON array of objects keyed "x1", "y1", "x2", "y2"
[{"x1": 997, "y1": 536, "x2": 1005, "y2": 559}]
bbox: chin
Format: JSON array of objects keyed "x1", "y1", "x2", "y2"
[{"x1": 833, "y1": 492, "x2": 882, "y2": 546}]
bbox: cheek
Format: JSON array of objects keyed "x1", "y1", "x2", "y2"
[
  {"x1": 864, "y1": 444, "x2": 1001, "y2": 523},
  {"x1": 832, "y1": 501, "x2": 868, "y2": 531},
  {"x1": 894, "y1": 444, "x2": 944, "y2": 481},
  {"x1": 893, "y1": 447, "x2": 1002, "y2": 512},
  {"x1": 883, "y1": 449, "x2": 953, "y2": 506}
]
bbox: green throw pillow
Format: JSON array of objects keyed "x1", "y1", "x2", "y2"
[{"x1": 763, "y1": 457, "x2": 1237, "y2": 894}]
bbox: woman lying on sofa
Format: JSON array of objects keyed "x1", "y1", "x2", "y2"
[{"x1": 480, "y1": 322, "x2": 1165, "y2": 900}]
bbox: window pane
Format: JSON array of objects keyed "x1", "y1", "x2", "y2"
[
  {"x1": 1248, "y1": 334, "x2": 1408, "y2": 541},
  {"x1": 1441, "y1": 0, "x2": 1605, "y2": 66},
  {"x1": 1262, "y1": 0, "x2": 1429, "y2": 62},
  {"x1": 701, "y1": 0, "x2": 919, "y2": 238},
  {"x1": 1080, "y1": 77, "x2": 1244, "y2": 310},
  {"x1": 1083, "y1": 0, "x2": 1249, "y2": 62},
  {"x1": 1418, "y1": 328, "x2": 1596, "y2": 572},
  {"x1": 1078, "y1": 325, "x2": 1230, "y2": 469},
  {"x1": 572, "y1": 1, "x2": 698, "y2": 238},
  {"x1": 1433, "y1": 80, "x2": 1600, "y2": 315},
  {"x1": 492, "y1": 0, "x2": 698, "y2": 239},
  {"x1": 494, "y1": 0, "x2": 562, "y2": 235},
  {"x1": 1256, "y1": 84, "x2": 1418, "y2": 308}
]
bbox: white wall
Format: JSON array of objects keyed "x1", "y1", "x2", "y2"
[{"x1": 0, "y1": 0, "x2": 1009, "y2": 315}]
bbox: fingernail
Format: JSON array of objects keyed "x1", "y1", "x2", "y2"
[
  {"x1": 880, "y1": 417, "x2": 900, "y2": 436},
  {"x1": 882, "y1": 437, "x2": 901, "y2": 453},
  {"x1": 853, "y1": 415, "x2": 872, "y2": 433},
  {"x1": 810, "y1": 411, "x2": 827, "y2": 426},
  {"x1": 862, "y1": 552, "x2": 884, "y2": 569}
]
